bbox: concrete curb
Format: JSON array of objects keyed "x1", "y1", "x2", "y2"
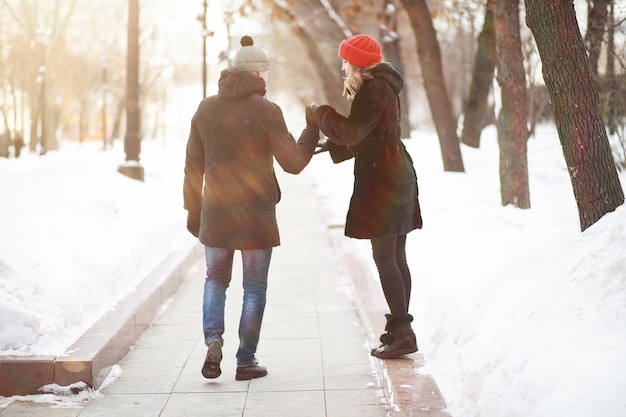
[
  {"x1": 0, "y1": 235, "x2": 202, "y2": 397},
  {"x1": 327, "y1": 229, "x2": 451, "y2": 417}
]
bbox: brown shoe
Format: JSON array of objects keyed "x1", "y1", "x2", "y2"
[
  {"x1": 371, "y1": 314, "x2": 395, "y2": 356},
  {"x1": 372, "y1": 324, "x2": 418, "y2": 359},
  {"x1": 202, "y1": 341, "x2": 222, "y2": 379},
  {"x1": 235, "y1": 359, "x2": 268, "y2": 380}
]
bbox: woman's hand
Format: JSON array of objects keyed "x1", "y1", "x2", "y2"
[{"x1": 306, "y1": 103, "x2": 320, "y2": 128}]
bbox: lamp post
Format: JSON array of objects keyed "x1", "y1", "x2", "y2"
[
  {"x1": 35, "y1": 27, "x2": 50, "y2": 155},
  {"x1": 101, "y1": 56, "x2": 108, "y2": 149}
]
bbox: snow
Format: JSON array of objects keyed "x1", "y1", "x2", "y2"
[
  {"x1": 0, "y1": 366, "x2": 122, "y2": 408},
  {"x1": 0, "y1": 138, "x2": 187, "y2": 355},
  {"x1": 308, "y1": 123, "x2": 626, "y2": 417},
  {"x1": 1, "y1": 119, "x2": 625, "y2": 417}
]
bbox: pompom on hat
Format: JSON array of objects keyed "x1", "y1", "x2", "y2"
[
  {"x1": 233, "y1": 35, "x2": 270, "y2": 72},
  {"x1": 338, "y1": 34, "x2": 383, "y2": 68}
]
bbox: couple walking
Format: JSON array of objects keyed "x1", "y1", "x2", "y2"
[{"x1": 183, "y1": 34, "x2": 423, "y2": 381}]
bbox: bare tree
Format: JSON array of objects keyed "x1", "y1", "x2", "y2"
[
  {"x1": 121, "y1": 0, "x2": 142, "y2": 177},
  {"x1": 399, "y1": 0, "x2": 464, "y2": 172},
  {"x1": 2, "y1": 0, "x2": 79, "y2": 152},
  {"x1": 332, "y1": 0, "x2": 378, "y2": 34},
  {"x1": 605, "y1": 0, "x2": 617, "y2": 135},
  {"x1": 584, "y1": 0, "x2": 610, "y2": 77},
  {"x1": 525, "y1": 0, "x2": 624, "y2": 231},
  {"x1": 244, "y1": 0, "x2": 413, "y2": 137},
  {"x1": 0, "y1": 0, "x2": 130, "y2": 149},
  {"x1": 313, "y1": 0, "x2": 412, "y2": 137},
  {"x1": 268, "y1": 0, "x2": 347, "y2": 113},
  {"x1": 379, "y1": 0, "x2": 411, "y2": 138},
  {"x1": 522, "y1": 30, "x2": 549, "y2": 137},
  {"x1": 494, "y1": 0, "x2": 530, "y2": 209},
  {"x1": 461, "y1": 0, "x2": 496, "y2": 148}
]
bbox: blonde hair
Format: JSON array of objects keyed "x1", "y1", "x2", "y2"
[{"x1": 343, "y1": 63, "x2": 374, "y2": 100}]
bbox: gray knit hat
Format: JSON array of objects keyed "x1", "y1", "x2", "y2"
[{"x1": 233, "y1": 36, "x2": 270, "y2": 71}]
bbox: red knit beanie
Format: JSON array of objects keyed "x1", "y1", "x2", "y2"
[{"x1": 338, "y1": 34, "x2": 382, "y2": 68}]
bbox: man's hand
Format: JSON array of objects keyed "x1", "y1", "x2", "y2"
[{"x1": 186, "y1": 210, "x2": 200, "y2": 238}]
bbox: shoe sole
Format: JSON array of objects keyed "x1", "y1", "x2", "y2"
[
  {"x1": 235, "y1": 369, "x2": 268, "y2": 381},
  {"x1": 373, "y1": 346, "x2": 418, "y2": 359},
  {"x1": 370, "y1": 345, "x2": 383, "y2": 356},
  {"x1": 235, "y1": 374, "x2": 266, "y2": 380},
  {"x1": 202, "y1": 349, "x2": 222, "y2": 379}
]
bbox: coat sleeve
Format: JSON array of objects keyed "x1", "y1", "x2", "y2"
[
  {"x1": 326, "y1": 141, "x2": 354, "y2": 164},
  {"x1": 314, "y1": 87, "x2": 380, "y2": 147},
  {"x1": 183, "y1": 117, "x2": 205, "y2": 212},
  {"x1": 267, "y1": 104, "x2": 319, "y2": 174}
]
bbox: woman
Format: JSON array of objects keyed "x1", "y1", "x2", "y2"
[{"x1": 307, "y1": 34, "x2": 422, "y2": 359}]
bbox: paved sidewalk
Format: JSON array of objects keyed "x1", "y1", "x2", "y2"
[
  {"x1": 0, "y1": 169, "x2": 450, "y2": 417},
  {"x1": 0, "y1": 170, "x2": 390, "y2": 417}
]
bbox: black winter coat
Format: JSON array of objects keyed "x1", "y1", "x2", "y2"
[
  {"x1": 184, "y1": 69, "x2": 318, "y2": 249},
  {"x1": 313, "y1": 63, "x2": 422, "y2": 239}
]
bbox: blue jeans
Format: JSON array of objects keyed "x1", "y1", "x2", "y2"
[{"x1": 202, "y1": 246, "x2": 272, "y2": 366}]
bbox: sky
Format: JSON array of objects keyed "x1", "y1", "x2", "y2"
[{"x1": 1, "y1": 106, "x2": 625, "y2": 416}]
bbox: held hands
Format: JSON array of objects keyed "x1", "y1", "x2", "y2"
[
  {"x1": 315, "y1": 137, "x2": 329, "y2": 154},
  {"x1": 306, "y1": 103, "x2": 320, "y2": 128},
  {"x1": 306, "y1": 103, "x2": 329, "y2": 154}
]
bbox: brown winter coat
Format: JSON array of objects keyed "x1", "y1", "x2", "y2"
[
  {"x1": 312, "y1": 63, "x2": 422, "y2": 239},
  {"x1": 183, "y1": 69, "x2": 318, "y2": 249}
]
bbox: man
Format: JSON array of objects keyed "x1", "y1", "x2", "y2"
[{"x1": 183, "y1": 35, "x2": 318, "y2": 380}]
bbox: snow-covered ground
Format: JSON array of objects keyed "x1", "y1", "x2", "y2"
[
  {"x1": 1, "y1": 120, "x2": 625, "y2": 417},
  {"x1": 0, "y1": 138, "x2": 187, "y2": 356},
  {"x1": 308, "y1": 124, "x2": 626, "y2": 417}
]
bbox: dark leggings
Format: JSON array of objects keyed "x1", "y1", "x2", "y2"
[{"x1": 370, "y1": 234, "x2": 412, "y2": 321}]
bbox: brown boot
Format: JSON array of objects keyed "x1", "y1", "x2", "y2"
[
  {"x1": 370, "y1": 314, "x2": 395, "y2": 356},
  {"x1": 236, "y1": 359, "x2": 268, "y2": 380},
  {"x1": 372, "y1": 315, "x2": 418, "y2": 359}
]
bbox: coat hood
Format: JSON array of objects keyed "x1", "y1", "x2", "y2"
[
  {"x1": 217, "y1": 68, "x2": 267, "y2": 99},
  {"x1": 370, "y1": 62, "x2": 403, "y2": 95}
]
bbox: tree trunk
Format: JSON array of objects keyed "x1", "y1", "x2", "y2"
[
  {"x1": 120, "y1": 0, "x2": 144, "y2": 181},
  {"x1": 380, "y1": 0, "x2": 411, "y2": 138},
  {"x1": 461, "y1": 0, "x2": 496, "y2": 148},
  {"x1": 583, "y1": 0, "x2": 609, "y2": 77},
  {"x1": 110, "y1": 95, "x2": 126, "y2": 143},
  {"x1": 400, "y1": 0, "x2": 464, "y2": 172},
  {"x1": 525, "y1": 0, "x2": 624, "y2": 231},
  {"x1": 124, "y1": 0, "x2": 141, "y2": 162},
  {"x1": 292, "y1": 18, "x2": 348, "y2": 114},
  {"x1": 29, "y1": 89, "x2": 39, "y2": 152},
  {"x1": 79, "y1": 98, "x2": 88, "y2": 142},
  {"x1": 10, "y1": 83, "x2": 18, "y2": 135},
  {"x1": 336, "y1": 0, "x2": 379, "y2": 35},
  {"x1": 271, "y1": 0, "x2": 348, "y2": 115},
  {"x1": 0, "y1": 101, "x2": 9, "y2": 138},
  {"x1": 605, "y1": 0, "x2": 616, "y2": 135},
  {"x1": 494, "y1": 0, "x2": 530, "y2": 209}
]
